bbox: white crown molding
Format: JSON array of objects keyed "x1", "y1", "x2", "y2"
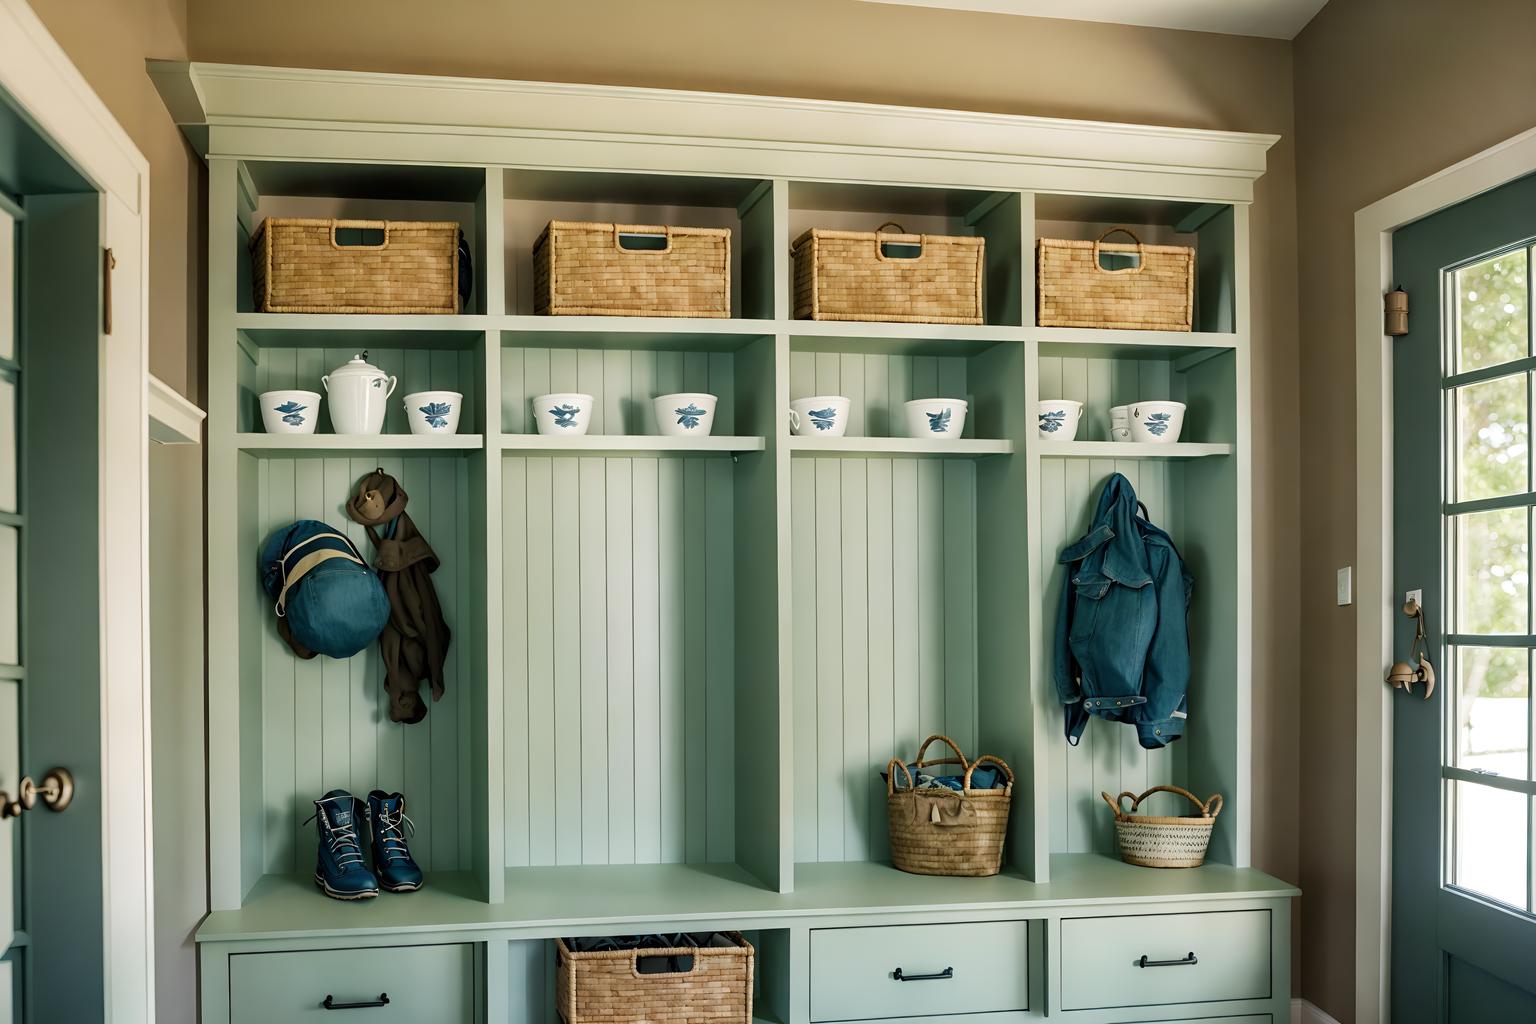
[
  {"x1": 148, "y1": 374, "x2": 204, "y2": 446},
  {"x1": 148, "y1": 61, "x2": 1277, "y2": 191}
]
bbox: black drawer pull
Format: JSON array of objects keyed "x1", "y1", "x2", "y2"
[
  {"x1": 322, "y1": 993, "x2": 391, "y2": 1010},
  {"x1": 892, "y1": 966, "x2": 954, "y2": 982},
  {"x1": 1136, "y1": 952, "x2": 1198, "y2": 969}
]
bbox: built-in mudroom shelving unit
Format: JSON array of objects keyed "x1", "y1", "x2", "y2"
[{"x1": 155, "y1": 61, "x2": 1295, "y2": 1024}]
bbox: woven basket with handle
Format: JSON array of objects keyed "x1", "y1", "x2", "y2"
[
  {"x1": 1103, "y1": 785, "x2": 1223, "y2": 868},
  {"x1": 555, "y1": 934, "x2": 754, "y2": 1024},
  {"x1": 250, "y1": 218, "x2": 461, "y2": 314},
  {"x1": 1037, "y1": 226, "x2": 1194, "y2": 331},
  {"x1": 533, "y1": 220, "x2": 731, "y2": 318},
  {"x1": 886, "y1": 735, "x2": 1013, "y2": 877},
  {"x1": 793, "y1": 222, "x2": 984, "y2": 324}
]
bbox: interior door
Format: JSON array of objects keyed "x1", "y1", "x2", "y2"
[
  {"x1": 1392, "y1": 170, "x2": 1536, "y2": 1020},
  {"x1": 0, "y1": 192, "x2": 18, "y2": 1024}
]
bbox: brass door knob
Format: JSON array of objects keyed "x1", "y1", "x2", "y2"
[{"x1": 0, "y1": 768, "x2": 75, "y2": 819}]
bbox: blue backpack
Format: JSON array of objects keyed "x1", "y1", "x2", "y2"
[{"x1": 260, "y1": 520, "x2": 390, "y2": 660}]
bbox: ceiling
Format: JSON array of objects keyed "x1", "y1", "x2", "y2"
[{"x1": 861, "y1": 0, "x2": 1330, "y2": 40}]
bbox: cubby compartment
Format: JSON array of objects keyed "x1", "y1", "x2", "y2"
[
  {"x1": 788, "y1": 182, "x2": 1025, "y2": 328},
  {"x1": 503, "y1": 170, "x2": 775, "y2": 320},
  {"x1": 501, "y1": 330, "x2": 771, "y2": 443},
  {"x1": 1034, "y1": 193, "x2": 1237, "y2": 335},
  {"x1": 233, "y1": 449, "x2": 485, "y2": 902},
  {"x1": 504, "y1": 929, "x2": 790, "y2": 1024},
  {"x1": 236, "y1": 326, "x2": 486, "y2": 438},
  {"x1": 236, "y1": 160, "x2": 491, "y2": 315},
  {"x1": 1035, "y1": 344, "x2": 1241, "y2": 866}
]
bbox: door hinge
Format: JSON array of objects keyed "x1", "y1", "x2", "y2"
[
  {"x1": 1385, "y1": 287, "x2": 1408, "y2": 336},
  {"x1": 103, "y1": 247, "x2": 116, "y2": 335}
]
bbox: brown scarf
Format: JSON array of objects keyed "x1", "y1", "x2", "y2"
[{"x1": 346, "y1": 469, "x2": 450, "y2": 724}]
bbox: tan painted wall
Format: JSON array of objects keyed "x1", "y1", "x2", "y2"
[
  {"x1": 23, "y1": 3, "x2": 206, "y2": 1022},
  {"x1": 1293, "y1": 1, "x2": 1536, "y2": 1020}
]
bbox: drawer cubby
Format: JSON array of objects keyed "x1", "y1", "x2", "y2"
[
  {"x1": 1034, "y1": 193, "x2": 1237, "y2": 336},
  {"x1": 234, "y1": 160, "x2": 491, "y2": 315},
  {"x1": 503, "y1": 169, "x2": 775, "y2": 320},
  {"x1": 788, "y1": 181, "x2": 1026, "y2": 328}
]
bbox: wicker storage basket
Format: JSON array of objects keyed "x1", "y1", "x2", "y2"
[
  {"x1": 250, "y1": 218, "x2": 460, "y2": 314},
  {"x1": 1103, "y1": 785, "x2": 1223, "y2": 868},
  {"x1": 793, "y1": 223, "x2": 984, "y2": 324},
  {"x1": 1037, "y1": 227, "x2": 1194, "y2": 331},
  {"x1": 885, "y1": 735, "x2": 1014, "y2": 877},
  {"x1": 555, "y1": 934, "x2": 754, "y2": 1024},
  {"x1": 534, "y1": 221, "x2": 731, "y2": 318}
]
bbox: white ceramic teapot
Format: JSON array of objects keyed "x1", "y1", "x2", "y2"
[{"x1": 322, "y1": 353, "x2": 397, "y2": 435}]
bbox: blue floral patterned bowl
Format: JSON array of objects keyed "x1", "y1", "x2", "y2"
[
  {"x1": 653, "y1": 393, "x2": 717, "y2": 437},
  {"x1": 404, "y1": 390, "x2": 463, "y2": 435},
  {"x1": 1128, "y1": 401, "x2": 1186, "y2": 443},
  {"x1": 260, "y1": 390, "x2": 321, "y2": 434}
]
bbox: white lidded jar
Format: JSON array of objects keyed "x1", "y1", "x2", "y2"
[{"x1": 322, "y1": 353, "x2": 397, "y2": 435}]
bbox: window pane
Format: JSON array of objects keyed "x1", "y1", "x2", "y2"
[
  {"x1": 1456, "y1": 507, "x2": 1530, "y2": 635},
  {"x1": 1455, "y1": 647, "x2": 1528, "y2": 777},
  {"x1": 1451, "y1": 780, "x2": 1528, "y2": 909},
  {"x1": 1457, "y1": 248, "x2": 1530, "y2": 373},
  {"x1": 1456, "y1": 373, "x2": 1529, "y2": 501}
]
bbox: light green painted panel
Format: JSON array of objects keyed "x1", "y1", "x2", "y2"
[
  {"x1": 255, "y1": 454, "x2": 474, "y2": 876},
  {"x1": 506, "y1": 938, "x2": 555, "y2": 1023},
  {"x1": 500, "y1": 452, "x2": 736, "y2": 868},
  {"x1": 1059, "y1": 909, "x2": 1270, "y2": 1010},
  {"x1": 237, "y1": 343, "x2": 480, "y2": 436},
  {"x1": 228, "y1": 943, "x2": 474, "y2": 1021},
  {"x1": 809, "y1": 921, "x2": 1028, "y2": 1021}
]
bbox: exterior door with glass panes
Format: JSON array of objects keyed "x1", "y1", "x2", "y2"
[{"x1": 1392, "y1": 171, "x2": 1536, "y2": 1021}]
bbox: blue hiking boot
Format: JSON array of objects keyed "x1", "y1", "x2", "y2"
[
  {"x1": 307, "y1": 790, "x2": 379, "y2": 901},
  {"x1": 368, "y1": 791, "x2": 423, "y2": 893}
]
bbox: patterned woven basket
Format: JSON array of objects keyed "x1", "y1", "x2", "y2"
[
  {"x1": 793, "y1": 223, "x2": 984, "y2": 324},
  {"x1": 534, "y1": 221, "x2": 731, "y2": 318},
  {"x1": 1037, "y1": 227, "x2": 1194, "y2": 331},
  {"x1": 886, "y1": 735, "x2": 1013, "y2": 877},
  {"x1": 1103, "y1": 785, "x2": 1223, "y2": 868},
  {"x1": 250, "y1": 218, "x2": 460, "y2": 314},
  {"x1": 555, "y1": 934, "x2": 754, "y2": 1024}
]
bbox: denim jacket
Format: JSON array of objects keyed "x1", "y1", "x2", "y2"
[{"x1": 1053, "y1": 473, "x2": 1193, "y2": 749}]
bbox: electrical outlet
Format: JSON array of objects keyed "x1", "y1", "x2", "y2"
[{"x1": 1337, "y1": 567, "x2": 1353, "y2": 606}]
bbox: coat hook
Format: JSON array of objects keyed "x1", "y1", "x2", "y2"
[{"x1": 1386, "y1": 597, "x2": 1435, "y2": 699}]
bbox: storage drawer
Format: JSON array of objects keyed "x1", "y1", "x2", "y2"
[
  {"x1": 1119, "y1": 1018, "x2": 1270, "y2": 1024},
  {"x1": 809, "y1": 921, "x2": 1028, "y2": 1022},
  {"x1": 1060, "y1": 910, "x2": 1270, "y2": 1010},
  {"x1": 229, "y1": 943, "x2": 475, "y2": 1022}
]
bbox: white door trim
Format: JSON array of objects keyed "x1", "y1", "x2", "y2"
[
  {"x1": 0, "y1": 1, "x2": 155, "y2": 1021},
  {"x1": 1354, "y1": 124, "x2": 1536, "y2": 1024}
]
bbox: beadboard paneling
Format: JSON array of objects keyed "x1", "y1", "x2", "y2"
[
  {"x1": 502, "y1": 454, "x2": 737, "y2": 867},
  {"x1": 501, "y1": 346, "x2": 737, "y2": 437},
  {"x1": 238, "y1": 345, "x2": 479, "y2": 435},
  {"x1": 255, "y1": 455, "x2": 475, "y2": 875}
]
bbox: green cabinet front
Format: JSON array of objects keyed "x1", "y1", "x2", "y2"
[
  {"x1": 1060, "y1": 910, "x2": 1270, "y2": 1011},
  {"x1": 229, "y1": 942, "x2": 475, "y2": 1022}
]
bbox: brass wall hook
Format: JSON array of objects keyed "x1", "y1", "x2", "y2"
[{"x1": 1386, "y1": 598, "x2": 1436, "y2": 699}]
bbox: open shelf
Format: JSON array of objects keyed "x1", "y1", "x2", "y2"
[
  {"x1": 501, "y1": 317, "x2": 773, "y2": 353},
  {"x1": 789, "y1": 437, "x2": 1011, "y2": 459},
  {"x1": 1039, "y1": 441, "x2": 1231, "y2": 459},
  {"x1": 1033, "y1": 326, "x2": 1241, "y2": 357},
  {"x1": 501, "y1": 435, "x2": 764, "y2": 457},
  {"x1": 234, "y1": 312, "x2": 492, "y2": 348},
  {"x1": 237, "y1": 433, "x2": 484, "y2": 454}
]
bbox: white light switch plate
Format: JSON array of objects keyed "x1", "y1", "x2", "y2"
[{"x1": 1337, "y1": 566, "x2": 1353, "y2": 606}]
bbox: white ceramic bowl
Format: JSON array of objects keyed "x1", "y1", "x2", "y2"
[
  {"x1": 1037, "y1": 399, "x2": 1083, "y2": 441},
  {"x1": 259, "y1": 390, "x2": 321, "y2": 435},
  {"x1": 789, "y1": 396, "x2": 851, "y2": 437},
  {"x1": 653, "y1": 393, "x2": 718, "y2": 437},
  {"x1": 1129, "y1": 400, "x2": 1186, "y2": 443},
  {"x1": 904, "y1": 398, "x2": 968, "y2": 439},
  {"x1": 533, "y1": 393, "x2": 594, "y2": 436},
  {"x1": 404, "y1": 390, "x2": 464, "y2": 435},
  {"x1": 1109, "y1": 405, "x2": 1132, "y2": 441}
]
